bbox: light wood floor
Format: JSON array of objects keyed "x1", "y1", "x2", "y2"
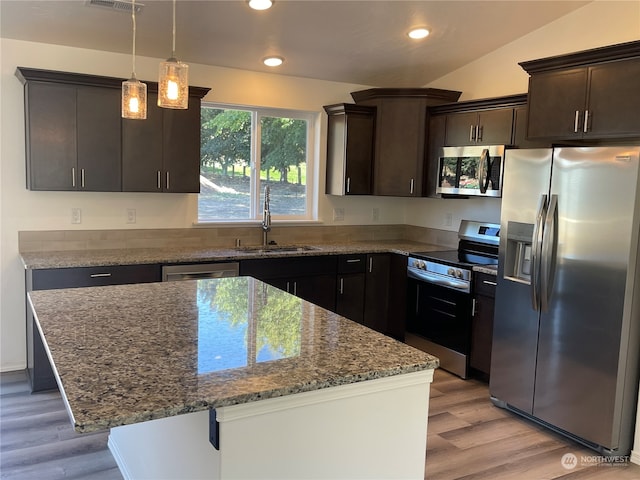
[{"x1": 2, "y1": 368, "x2": 640, "y2": 479}]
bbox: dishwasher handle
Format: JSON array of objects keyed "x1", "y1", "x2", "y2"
[{"x1": 162, "y1": 263, "x2": 240, "y2": 282}]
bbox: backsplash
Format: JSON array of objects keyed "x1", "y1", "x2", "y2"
[{"x1": 18, "y1": 224, "x2": 458, "y2": 252}]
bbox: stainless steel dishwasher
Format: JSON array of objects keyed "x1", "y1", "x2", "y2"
[{"x1": 161, "y1": 262, "x2": 239, "y2": 281}]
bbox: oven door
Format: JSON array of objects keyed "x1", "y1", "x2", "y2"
[
  {"x1": 406, "y1": 278, "x2": 473, "y2": 354},
  {"x1": 436, "y1": 145, "x2": 505, "y2": 197}
]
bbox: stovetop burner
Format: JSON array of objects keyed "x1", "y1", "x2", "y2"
[{"x1": 411, "y1": 248, "x2": 498, "y2": 268}]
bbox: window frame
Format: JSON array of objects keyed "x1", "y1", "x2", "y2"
[{"x1": 198, "y1": 102, "x2": 318, "y2": 224}]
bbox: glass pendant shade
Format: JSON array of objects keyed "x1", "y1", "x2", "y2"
[
  {"x1": 158, "y1": 58, "x2": 189, "y2": 109},
  {"x1": 122, "y1": 77, "x2": 147, "y2": 120}
]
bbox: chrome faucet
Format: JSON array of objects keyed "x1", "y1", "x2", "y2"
[{"x1": 262, "y1": 185, "x2": 271, "y2": 246}]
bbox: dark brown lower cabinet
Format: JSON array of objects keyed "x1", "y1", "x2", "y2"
[
  {"x1": 363, "y1": 254, "x2": 391, "y2": 334},
  {"x1": 240, "y1": 256, "x2": 338, "y2": 312},
  {"x1": 470, "y1": 272, "x2": 497, "y2": 377},
  {"x1": 26, "y1": 264, "x2": 161, "y2": 392}
]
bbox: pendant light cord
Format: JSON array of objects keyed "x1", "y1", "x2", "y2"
[
  {"x1": 131, "y1": 0, "x2": 137, "y2": 77},
  {"x1": 171, "y1": 0, "x2": 176, "y2": 57}
]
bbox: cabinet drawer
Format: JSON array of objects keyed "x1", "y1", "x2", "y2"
[
  {"x1": 337, "y1": 254, "x2": 367, "y2": 274},
  {"x1": 31, "y1": 264, "x2": 161, "y2": 290},
  {"x1": 474, "y1": 272, "x2": 497, "y2": 298}
]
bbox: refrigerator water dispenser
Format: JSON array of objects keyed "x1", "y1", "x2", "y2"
[{"x1": 504, "y1": 221, "x2": 534, "y2": 284}]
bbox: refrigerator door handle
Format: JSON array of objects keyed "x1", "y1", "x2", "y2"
[
  {"x1": 531, "y1": 194, "x2": 547, "y2": 311},
  {"x1": 540, "y1": 194, "x2": 559, "y2": 313}
]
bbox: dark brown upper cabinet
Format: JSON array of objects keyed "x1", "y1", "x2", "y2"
[
  {"x1": 323, "y1": 103, "x2": 376, "y2": 196},
  {"x1": 16, "y1": 67, "x2": 210, "y2": 193},
  {"x1": 521, "y1": 40, "x2": 640, "y2": 141},
  {"x1": 351, "y1": 88, "x2": 461, "y2": 197},
  {"x1": 123, "y1": 93, "x2": 203, "y2": 193},
  {"x1": 444, "y1": 108, "x2": 514, "y2": 146},
  {"x1": 20, "y1": 80, "x2": 121, "y2": 191}
]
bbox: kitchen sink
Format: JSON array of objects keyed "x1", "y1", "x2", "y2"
[{"x1": 234, "y1": 245, "x2": 320, "y2": 254}]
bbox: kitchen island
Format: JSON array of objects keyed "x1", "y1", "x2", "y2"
[{"x1": 28, "y1": 276, "x2": 439, "y2": 480}]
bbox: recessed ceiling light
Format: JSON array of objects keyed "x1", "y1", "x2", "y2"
[
  {"x1": 248, "y1": 0, "x2": 273, "y2": 10},
  {"x1": 408, "y1": 28, "x2": 430, "y2": 40},
  {"x1": 263, "y1": 56, "x2": 284, "y2": 67}
]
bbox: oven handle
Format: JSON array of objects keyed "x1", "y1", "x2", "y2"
[{"x1": 408, "y1": 267, "x2": 470, "y2": 291}]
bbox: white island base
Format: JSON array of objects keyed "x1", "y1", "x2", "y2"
[{"x1": 108, "y1": 370, "x2": 434, "y2": 480}]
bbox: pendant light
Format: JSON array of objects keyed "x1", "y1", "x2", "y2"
[
  {"x1": 158, "y1": 0, "x2": 189, "y2": 109},
  {"x1": 122, "y1": 0, "x2": 147, "y2": 120}
]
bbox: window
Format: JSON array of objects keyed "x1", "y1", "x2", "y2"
[{"x1": 199, "y1": 103, "x2": 316, "y2": 222}]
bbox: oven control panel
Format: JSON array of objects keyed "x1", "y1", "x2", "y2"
[{"x1": 407, "y1": 257, "x2": 472, "y2": 293}]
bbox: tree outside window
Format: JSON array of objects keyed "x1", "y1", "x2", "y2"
[{"x1": 199, "y1": 104, "x2": 315, "y2": 222}]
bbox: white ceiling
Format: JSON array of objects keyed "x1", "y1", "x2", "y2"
[{"x1": 1, "y1": 0, "x2": 591, "y2": 87}]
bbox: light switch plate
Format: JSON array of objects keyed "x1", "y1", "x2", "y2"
[{"x1": 71, "y1": 208, "x2": 82, "y2": 224}]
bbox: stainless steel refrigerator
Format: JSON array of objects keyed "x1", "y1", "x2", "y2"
[{"x1": 491, "y1": 146, "x2": 640, "y2": 456}]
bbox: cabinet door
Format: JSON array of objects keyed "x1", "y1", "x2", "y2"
[
  {"x1": 477, "y1": 109, "x2": 514, "y2": 145},
  {"x1": 122, "y1": 92, "x2": 164, "y2": 192},
  {"x1": 163, "y1": 96, "x2": 201, "y2": 193},
  {"x1": 470, "y1": 272, "x2": 496, "y2": 376},
  {"x1": 76, "y1": 86, "x2": 122, "y2": 191},
  {"x1": 587, "y1": 58, "x2": 640, "y2": 138},
  {"x1": 363, "y1": 254, "x2": 390, "y2": 334},
  {"x1": 444, "y1": 111, "x2": 478, "y2": 146},
  {"x1": 374, "y1": 98, "x2": 425, "y2": 196},
  {"x1": 26, "y1": 82, "x2": 77, "y2": 190},
  {"x1": 295, "y1": 274, "x2": 337, "y2": 312},
  {"x1": 426, "y1": 114, "x2": 446, "y2": 198},
  {"x1": 526, "y1": 68, "x2": 588, "y2": 140},
  {"x1": 336, "y1": 273, "x2": 366, "y2": 323},
  {"x1": 325, "y1": 105, "x2": 375, "y2": 195},
  {"x1": 512, "y1": 106, "x2": 550, "y2": 148}
]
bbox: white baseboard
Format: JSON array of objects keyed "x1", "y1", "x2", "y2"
[{"x1": 630, "y1": 449, "x2": 640, "y2": 465}]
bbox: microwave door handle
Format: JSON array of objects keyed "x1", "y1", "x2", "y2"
[{"x1": 479, "y1": 149, "x2": 489, "y2": 194}]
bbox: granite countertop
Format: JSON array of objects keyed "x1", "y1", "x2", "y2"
[
  {"x1": 28, "y1": 277, "x2": 439, "y2": 433},
  {"x1": 20, "y1": 240, "x2": 445, "y2": 270}
]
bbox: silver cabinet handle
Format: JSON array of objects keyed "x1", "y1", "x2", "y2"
[
  {"x1": 286, "y1": 281, "x2": 290, "y2": 293},
  {"x1": 72, "y1": 167, "x2": 76, "y2": 188},
  {"x1": 81, "y1": 168, "x2": 85, "y2": 188},
  {"x1": 346, "y1": 177, "x2": 351, "y2": 193},
  {"x1": 482, "y1": 280, "x2": 497, "y2": 286},
  {"x1": 469, "y1": 125, "x2": 475, "y2": 142},
  {"x1": 410, "y1": 178, "x2": 415, "y2": 194},
  {"x1": 583, "y1": 110, "x2": 589, "y2": 133},
  {"x1": 476, "y1": 125, "x2": 483, "y2": 142},
  {"x1": 574, "y1": 110, "x2": 580, "y2": 133},
  {"x1": 90, "y1": 273, "x2": 112, "y2": 278},
  {"x1": 346, "y1": 258, "x2": 361, "y2": 263},
  {"x1": 369, "y1": 257, "x2": 373, "y2": 273},
  {"x1": 339, "y1": 278, "x2": 344, "y2": 295},
  {"x1": 157, "y1": 171, "x2": 161, "y2": 189},
  {"x1": 293, "y1": 281, "x2": 297, "y2": 296},
  {"x1": 166, "y1": 171, "x2": 170, "y2": 190},
  {"x1": 471, "y1": 298, "x2": 476, "y2": 317}
]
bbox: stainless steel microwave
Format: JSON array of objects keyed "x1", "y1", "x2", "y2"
[{"x1": 436, "y1": 145, "x2": 505, "y2": 197}]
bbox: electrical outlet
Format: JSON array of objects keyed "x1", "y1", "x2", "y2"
[
  {"x1": 333, "y1": 208, "x2": 345, "y2": 222},
  {"x1": 126, "y1": 208, "x2": 136, "y2": 224},
  {"x1": 71, "y1": 208, "x2": 82, "y2": 224},
  {"x1": 444, "y1": 212, "x2": 453, "y2": 227},
  {"x1": 372, "y1": 208, "x2": 380, "y2": 222}
]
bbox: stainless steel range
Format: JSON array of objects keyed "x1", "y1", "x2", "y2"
[{"x1": 405, "y1": 220, "x2": 499, "y2": 379}]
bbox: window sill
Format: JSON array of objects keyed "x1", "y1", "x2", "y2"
[{"x1": 192, "y1": 219, "x2": 324, "y2": 228}]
